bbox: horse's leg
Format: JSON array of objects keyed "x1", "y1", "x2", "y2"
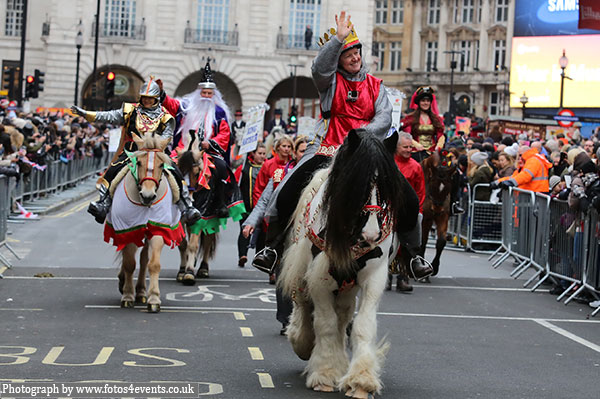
[
  {"x1": 421, "y1": 211, "x2": 434, "y2": 258},
  {"x1": 135, "y1": 241, "x2": 149, "y2": 304},
  {"x1": 120, "y1": 244, "x2": 138, "y2": 308},
  {"x1": 304, "y1": 253, "x2": 347, "y2": 392},
  {"x1": 146, "y1": 235, "x2": 165, "y2": 313},
  {"x1": 196, "y1": 232, "x2": 215, "y2": 279},
  {"x1": 176, "y1": 235, "x2": 188, "y2": 282},
  {"x1": 340, "y1": 252, "x2": 390, "y2": 398},
  {"x1": 432, "y1": 214, "x2": 448, "y2": 276},
  {"x1": 182, "y1": 232, "x2": 200, "y2": 286}
]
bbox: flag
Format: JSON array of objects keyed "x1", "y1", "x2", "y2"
[
  {"x1": 579, "y1": 0, "x2": 600, "y2": 31},
  {"x1": 455, "y1": 116, "x2": 471, "y2": 136},
  {"x1": 15, "y1": 201, "x2": 38, "y2": 219}
]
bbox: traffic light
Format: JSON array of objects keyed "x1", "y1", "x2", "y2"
[
  {"x1": 289, "y1": 105, "x2": 298, "y2": 124},
  {"x1": 34, "y1": 69, "x2": 44, "y2": 96},
  {"x1": 25, "y1": 75, "x2": 35, "y2": 98},
  {"x1": 2, "y1": 66, "x2": 15, "y2": 99},
  {"x1": 105, "y1": 71, "x2": 115, "y2": 99}
]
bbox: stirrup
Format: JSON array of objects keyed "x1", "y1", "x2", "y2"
[
  {"x1": 409, "y1": 255, "x2": 434, "y2": 281},
  {"x1": 252, "y1": 247, "x2": 278, "y2": 274}
]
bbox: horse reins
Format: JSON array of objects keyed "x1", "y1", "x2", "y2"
[{"x1": 139, "y1": 149, "x2": 163, "y2": 187}]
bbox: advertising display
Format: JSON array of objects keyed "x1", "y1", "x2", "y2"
[{"x1": 510, "y1": 0, "x2": 600, "y2": 109}]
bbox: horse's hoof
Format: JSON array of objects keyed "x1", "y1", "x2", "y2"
[
  {"x1": 176, "y1": 271, "x2": 185, "y2": 282},
  {"x1": 196, "y1": 269, "x2": 209, "y2": 279},
  {"x1": 147, "y1": 303, "x2": 160, "y2": 313},
  {"x1": 345, "y1": 387, "x2": 374, "y2": 399},
  {"x1": 182, "y1": 273, "x2": 196, "y2": 286},
  {"x1": 313, "y1": 384, "x2": 335, "y2": 392},
  {"x1": 135, "y1": 296, "x2": 147, "y2": 304},
  {"x1": 120, "y1": 300, "x2": 134, "y2": 308},
  {"x1": 118, "y1": 273, "x2": 124, "y2": 294}
]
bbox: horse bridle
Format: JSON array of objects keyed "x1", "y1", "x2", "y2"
[
  {"x1": 425, "y1": 152, "x2": 455, "y2": 209},
  {"x1": 138, "y1": 148, "x2": 163, "y2": 189}
]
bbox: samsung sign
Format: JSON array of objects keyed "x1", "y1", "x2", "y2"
[{"x1": 514, "y1": 0, "x2": 599, "y2": 36}]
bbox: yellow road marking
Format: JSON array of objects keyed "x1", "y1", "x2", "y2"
[
  {"x1": 256, "y1": 372, "x2": 274, "y2": 388},
  {"x1": 5, "y1": 237, "x2": 19, "y2": 243},
  {"x1": 48, "y1": 201, "x2": 90, "y2": 218},
  {"x1": 248, "y1": 347, "x2": 263, "y2": 360},
  {"x1": 233, "y1": 312, "x2": 246, "y2": 320},
  {"x1": 240, "y1": 327, "x2": 253, "y2": 337},
  {"x1": 0, "y1": 266, "x2": 7, "y2": 275}
]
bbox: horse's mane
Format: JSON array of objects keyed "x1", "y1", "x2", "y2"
[
  {"x1": 178, "y1": 150, "x2": 197, "y2": 177},
  {"x1": 323, "y1": 130, "x2": 404, "y2": 267}
]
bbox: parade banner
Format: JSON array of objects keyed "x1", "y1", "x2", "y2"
[
  {"x1": 386, "y1": 88, "x2": 405, "y2": 129},
  {"x1": 239, "y1": 104, "x2": 269, "y2": 155},
  {"x1": 297, "y1": 116, "x2": 317, "y2": 139},
  {"x1": 455, "y1": 116, "x2": 471, "y2": 135}
]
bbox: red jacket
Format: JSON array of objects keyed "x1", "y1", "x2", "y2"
[
  {"x1": 395, "y1": 154, "x2": 425, "y2": 213},
  {"x1": 252, "y1": 155, "x2": 288, "y2": 206}
]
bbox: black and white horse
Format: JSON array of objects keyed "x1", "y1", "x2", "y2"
[{"x1": 278, "y1": 130, "x2": 418, "y2": 398}]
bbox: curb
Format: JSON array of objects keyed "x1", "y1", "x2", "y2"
[{"x1": 35, "y1": 189, "x2": 97, "y2": 216}]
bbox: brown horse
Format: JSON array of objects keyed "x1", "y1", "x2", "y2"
[{"x1": 420, "y1": 149, "x2": 457, "y2": 276}]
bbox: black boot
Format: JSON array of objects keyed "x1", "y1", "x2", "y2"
[
  {"x1": 409, "y1": 255, "x2": 434, "y2": 281},
  {"x1": 252, "y1": 220, "x2": 285, "y2": 274},
  {"x1": 88, "y1": 184, "x2": 112, "y2": 224},
  {"x1": 451, "y1": 202, "x2": 465, "y2": 216},
  {"x1": 396, "y1": 277, "x2": 413, "y2": 293},
  {"x1": 178, "y1": 186, "x2": 202, "y2": 226}
]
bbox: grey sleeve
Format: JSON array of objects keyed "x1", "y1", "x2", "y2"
[
  {"x1": 363, "y1": 85, "x2": 392, "y2": 140},
  {"x1": 161, "y1": 116, "x2": 175, "y2": 140},
  {"x1": 92, "y1": 106, "x2": 125, "y2": 125},
  {"x1": 243, "y1": 179, "x2": 274, "y2": 228},
  {"x1": 311, "y1": 36, "x2": 344, "y2": 93}
]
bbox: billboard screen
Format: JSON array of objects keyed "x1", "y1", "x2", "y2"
[
  {"x1": 514, "y1": 0, "x2": 600, "y2": 37},
  {"x1": 510, "y1": 35, "x2": 600, "y2": 108},
  {"x1": 511, "y1": 1, "x2": 600, "y2": 108}
]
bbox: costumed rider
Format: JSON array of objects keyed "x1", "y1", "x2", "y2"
[
  {"x1": 400, "y1": 86, "x2": 465, "y2": 216},
  {"x1": 71, "y1": 78, "x2": 201, "y2": 225},
  {"x1": 161, "y1": 61, "x2": 242, "y2": 222},
  {"x1": 253, "y1": 11, "x2": 416, "y2": 272}
]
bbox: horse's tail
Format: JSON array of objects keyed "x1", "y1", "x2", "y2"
[{"x1": 200, "y1": 232, "x2": 218, "y2": 262}]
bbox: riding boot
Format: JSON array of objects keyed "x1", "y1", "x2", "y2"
[
  {"x1": 252, "y1": 219, "x2": 286, "y2": 274},
  {"x1": 396, "y1": 276, "x2": 413, "y2": 293},
  {"x1": 177, "y1": 185, "x2": 202, "y2": 226},
  {"x1": 402, "y1": 246, "x2": 434, "y2": 281},
  {"x1": 450, "y1": 173, "x2": 465, "y2": 216},
  {"x1": 88, "y1": 184, "x2": 112, "y2": 224}
]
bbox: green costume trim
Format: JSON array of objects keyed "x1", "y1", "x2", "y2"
[
  {"x1": 124, "y1": 150, "x2": 138, "y2": 183},
  {"x1": 189, "y1": 202, "x2": 246, "y2": 235}
]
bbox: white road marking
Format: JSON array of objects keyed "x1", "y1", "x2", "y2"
[
  {"x1": 256, "y1": 372, "x2": 274, "y2": 388},
  {"x1": 248, "y1": 347, "x2": 263, "y2": 360},
  {"x1": 534, "y1": 319, "x2": 600, "y2": 354},
  {"x1": 240, "y1": 327, "x2": 253, "y2": 337}
]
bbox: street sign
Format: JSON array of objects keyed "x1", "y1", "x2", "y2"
[{"x1": 554, "y1": 109, "x2": 577, "y2": 128}]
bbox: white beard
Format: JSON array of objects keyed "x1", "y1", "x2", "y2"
[{"x1": 179, "y1": 96, "x2": 216, "y2": 150}]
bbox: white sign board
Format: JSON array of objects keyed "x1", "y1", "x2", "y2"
[
  {"x1": 108, "y1": 128, "x2": 122, "y2": 153},
  {"x1": 297, "y1": 116, "x2": 317, "y2": 138},
  {"x1": 239, "y1": 105, "x2": 268, "y2": 155}
]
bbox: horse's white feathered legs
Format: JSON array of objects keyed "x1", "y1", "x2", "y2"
[
  {"x1": 146, "y1": 235, "x2": 164, "y2": 312},
  {"x1": 280, "y1": 235, "x2": 315, "y2": 361},
  {"x1": 339, "y1": 237, "x2": 392, "y2": 397},
  {"x1": 304, "y1": 252, "x2": 350, "y2": 391}
]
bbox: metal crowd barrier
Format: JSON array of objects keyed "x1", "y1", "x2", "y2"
[
  {"x1": 488, "y1": 187, "x2": 600, "y2": 317},
  {"x1": 0, "y1": 156, "x2": 107, "y2": 273}
]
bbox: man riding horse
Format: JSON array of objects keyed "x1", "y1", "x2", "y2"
[
  {"x1": 400, "y1": 86, "x2": 464, "y2": 216},
  {"x1": 71, "y1": 78, "x2": 201, "y2": 226}
]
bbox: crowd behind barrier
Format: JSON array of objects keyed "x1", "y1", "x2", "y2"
[{"x1": 488, "y1": 187, "x2": 600, "y2": 317}]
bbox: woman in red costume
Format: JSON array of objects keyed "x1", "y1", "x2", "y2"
[{"x1": 400, "y1": 85, "x2": 445, "y2": 163}]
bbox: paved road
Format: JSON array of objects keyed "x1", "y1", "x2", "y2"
[{"x1": 1, "y1": 182, "x2": 599, "y2": 398}]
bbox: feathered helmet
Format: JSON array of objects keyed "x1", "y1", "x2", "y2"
[
  {"x1": 318, "y1": 27, "x2": 362, "y2": 53},
  {"x1": 198, "y1": 61, "x2": 216, "y2": 90},
  {"x1": 139, "y1": 77, "x2": 160, "y2": 99}
]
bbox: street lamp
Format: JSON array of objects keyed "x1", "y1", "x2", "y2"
[
  {"x1": 444, "y1": 50, "x2": 463, "y2": 118},
  {"x1": 558, "y1": 49, "x2": 570, "y2": 109},
  {"x1": 519, "y1": 91, "x2": 528, "y2": 121},
  {"x1": 74, "y1": 20, "x2": 83, "y2": 106}
]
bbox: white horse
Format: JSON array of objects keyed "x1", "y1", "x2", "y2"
[{"x1": 279, "y1": 130, "x2": 418, "y2": 398}]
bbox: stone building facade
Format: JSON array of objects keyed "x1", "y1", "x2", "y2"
[
  {"x1": 371, "y1": 0, "x2": 515, "y2": 119},
  {"x1": 0, "y1": 0, "x2": 374, "y2": 118}
]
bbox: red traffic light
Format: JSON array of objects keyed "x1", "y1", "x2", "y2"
[
  {"x1": 106, "y1": 71, "x2": 115, "y2": 81},
  {"x1": 26, "y1": 75, "x2": 34, "y2": 83}
]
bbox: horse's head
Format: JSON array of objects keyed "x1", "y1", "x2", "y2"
[
  {"x1": 131, "y1": 132, "x2": 172, "y2": 206},
  {"x1": 177, "y1": 149, "x2": 204, "y2": 190},
  {"x1": 323, "y1": 129, "x2": 402, "y2": 266},
  {"x1": 423, "y1": 149, "x2": 457, "y2": 209}
]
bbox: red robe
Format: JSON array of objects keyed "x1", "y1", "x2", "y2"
[{"x1": 395, "y1": 154, "x2": 425, "y2": 213}]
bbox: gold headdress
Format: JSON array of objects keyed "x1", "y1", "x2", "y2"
[{"x1": 318, "y1": 27, "x2": 361, "y2": 50}]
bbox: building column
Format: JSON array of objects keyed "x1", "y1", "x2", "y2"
[{"x1": 410, "y1": 0, "x2": 422, "y2": 70}]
